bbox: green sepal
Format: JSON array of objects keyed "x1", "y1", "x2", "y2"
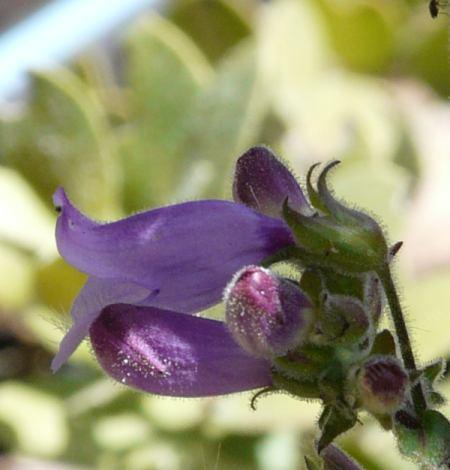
[
  {"x1": 282, "y1": 201, "x2": 387, "y2": 274},
  {"x1": 299, "y1": 269, "x2": 324, "y2": 307},
  {"x1": 306, "y1": 163, "x2": 330, "y2": 215},
  {"x1": 408, "y1": 369, "x2": 423, "y2": 386},
  {"x1": 370, "y1": 329, "x2": 396, "y2": 356},
  {"x1": 394, "y1": 409, "x2": 450, "y2": 467},
  {"x1": 317, "y1": 403, "x2": 358, "y2": 453},
  {"x1": 319, "y1": 268, "x2": 364, "y2": 300},
  {"x1": 260, "y1": 245, "x2": 306, "y2": 268},
  {"x1": 318, "y1": 361, "x2": 346, "y2": 403},
  {"x1": 282, "y1": 163, "x2": 388, "y2": 274},
  {"x1": 423, "y1": 359, "x2": 446, "y2": 385},
  {"x1": 271, "y1": 370, "x2": 322, "y2": 400},
  {"x1": 428, "y1": 391, "x2": 446, "y2": 407},
  {"x1": 273, "y1": 344, "x2": 333, "y2": 382},
  {"x1": 421, "y1": 359, "x2": 447, "y2": 408},
  {"x1": 319, "y1": 405, "x2": 332, "y2": 430},
  {"x1": 304, "y1": 456, "x2": 320, "y2": 470},
  {"x1": 316, "y1": 161, "x2": 384, "y2": 240},
  {"x1": 249, "y1": 386, "x2": 275, "y2": 411}
]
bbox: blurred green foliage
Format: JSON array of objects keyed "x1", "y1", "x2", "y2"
[{"x1": 0, "y1": 0, "x2": 449, "y2": 468}]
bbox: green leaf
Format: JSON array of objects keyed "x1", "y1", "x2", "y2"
[
  {"x1": 317, "y1": 404, "x2": 358, "y2": 453},
  {"x1": 170, "y1": 0, "x2": 251, "y2": 62},
  {"x1": 2, "y1": 70, "x2": 120, "y2": 218},
  {"x1": 122, "y1": 14, "x2": 212, "y2": 210}
]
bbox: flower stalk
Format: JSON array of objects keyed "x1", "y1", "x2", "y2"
[{"x1": 377, "y1": 264, "x2": 427, "y2": 416}]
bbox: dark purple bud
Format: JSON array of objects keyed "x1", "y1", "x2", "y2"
[
  {"x1": 357, "y1": 356, "x2": 408, "y2": 415},
  {"x1": 224, "y1": 266, "x2": 312, "y2": 358},
  {"x1": 233, "y1": 146, "x2": 312, "y2": 218}
]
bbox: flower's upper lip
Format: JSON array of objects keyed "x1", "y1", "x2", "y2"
[{"x1": 54, "y1": 187, "x2": 294, "y2": 315}]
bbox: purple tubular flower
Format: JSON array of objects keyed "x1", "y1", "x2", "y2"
[
  {"x1": 233, "y1": 146, "x2": 311, "y2": 218},
  {"x1": 89, "y1": 304, "x2": 272, "y2": 396},
  {"x1": 52, "y1": 188, "x2": 294, "y2": 377},
  {"x1": 54, "y1": 188, "x2": 293, "y2": 314},
  {"x1": 224, "y1": 266, "x2": 312, "y2": 358}
]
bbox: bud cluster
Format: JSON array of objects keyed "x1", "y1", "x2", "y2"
[{"x1": 225, "y1": 153, "x2": 421, "y2": 454}]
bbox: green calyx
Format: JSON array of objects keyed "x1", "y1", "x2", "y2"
[
  {"x1": 255, "y1": 159, "x2": 449, "y2": 464},
  {"x1": 299, "y1": 270, "x2": 374, "y2": 351},
  {"x1": 394, "y1": 409, "x2": 450, "y2": 467},
  {"x1": 317, "y1": 403, "x2": 358, "y2": 454},
  {"x1": 283, "y1": 162, "x2": 388, "y2": 274}
]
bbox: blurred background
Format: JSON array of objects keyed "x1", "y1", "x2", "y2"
[{"x1": 0, "y1": 0, "x2": 449, "y2": 468}]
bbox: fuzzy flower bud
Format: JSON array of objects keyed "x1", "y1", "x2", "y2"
[
  {"x1": 356, "y1": 356, "x2": 408, "y2": 415},
  {"x1": 224, "y1": 266, "x2": 312, "y2": 358}
]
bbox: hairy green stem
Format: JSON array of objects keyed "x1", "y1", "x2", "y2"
[{"x1": 378, "y1": 265, "x2": 427, "y2": 416}]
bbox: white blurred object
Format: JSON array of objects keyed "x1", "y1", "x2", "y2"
[{"x1": 0, "y1": 0, "x2": 161, "y2": 103}]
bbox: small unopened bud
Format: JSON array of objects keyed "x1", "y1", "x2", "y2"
[
  {"x1": 224, "y1": 266, "x2": 312, "y2": 358},
  {"x1": 357, "y1": 356, "x2": 408, "y2": 415},
  {"x1": 319, "y1": 293, "x2": 370, "y2": 346}
]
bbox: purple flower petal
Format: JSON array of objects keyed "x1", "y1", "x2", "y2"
[
  {"x1": 89, "y1": 304, "x2": 272, "y2": 397},
  {"x1": 51, "y1": 277, "x2": 153, "y2": 372},
  {"x1": 54, "y1": 188, "x2": 294, "y2": 314},
  {"x1": 233, "y1": 146, "x2": 311, "y2": 218}
]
